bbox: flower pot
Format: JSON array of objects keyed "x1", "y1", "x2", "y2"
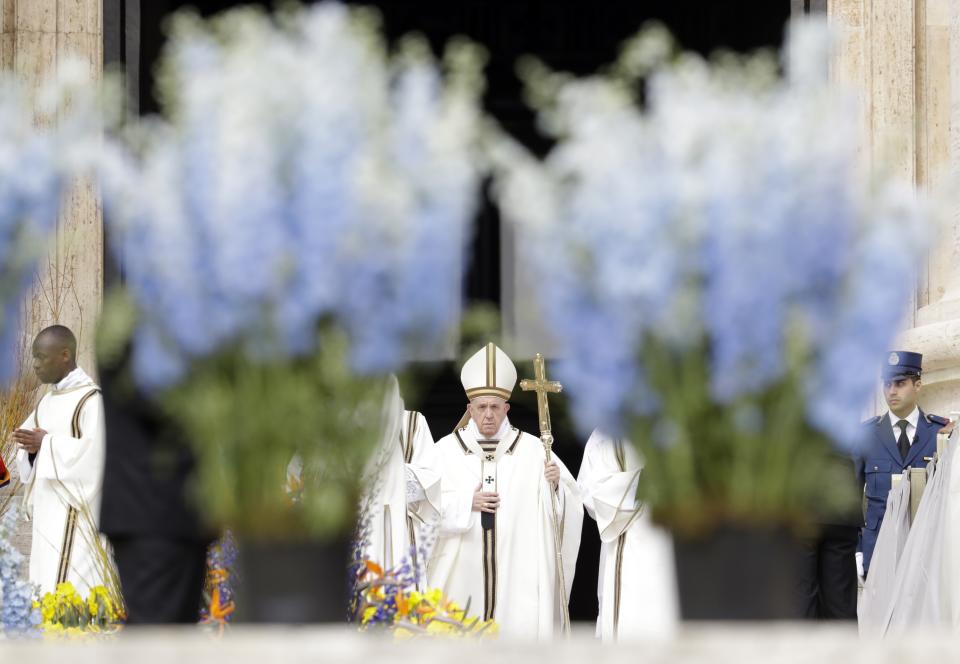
[
  {"x1": 672, "y1": 525, "x2": 805, "y2": 620},
  {"x1": 234, "y1": 537, "x2": 352, "y2": 623}
]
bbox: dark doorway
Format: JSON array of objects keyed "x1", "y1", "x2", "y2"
[{"x1": 105, "y1": 0, "x2": 792, "y2": 625}]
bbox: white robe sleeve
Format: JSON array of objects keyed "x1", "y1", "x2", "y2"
[
  {"x1": 578, "y1": 431, "x2": 642, "y2": 543},
  {"x1": 33, "y1": 393, "x2": 104, "y2": 485},
  {"x1": 406, "y1": 413, "x2": 441, "y2": 523},
  {"x1": 14, "y1": 410, "x2": 38, "y2": 484},
  {"x1": 440, "y1": 477, "x2": 476, "y2": 534}
]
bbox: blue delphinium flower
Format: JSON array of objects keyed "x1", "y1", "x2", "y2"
[
  {"x1": 494, "y1": 19, "x2": 933, "y2": 456},
  {"x1": 100, "y1": 4, "x2": 483, "y2": 390},
  {"x1": 0, "y1": 508, "x2": 40, "y2": 637}
]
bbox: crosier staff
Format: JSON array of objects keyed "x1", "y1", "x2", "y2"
[{"x1": 520, "y1": 353, "x2": 570, "y2": 636}]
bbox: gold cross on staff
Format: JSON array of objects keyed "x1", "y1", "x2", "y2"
[
  {"x1": 520, "y1": 353, "x2": 563, "y2": 453},
  {"x1": 520, "y1": 352, "x2": 571, "y2": 636}
]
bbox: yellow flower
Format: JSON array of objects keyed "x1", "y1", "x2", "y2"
[
  {"x1": 425, "y1": 621, "x2": 456, "y2": 635},
  {"x1": 393, "y1": 627, "x2": 415, "y2": 640}
]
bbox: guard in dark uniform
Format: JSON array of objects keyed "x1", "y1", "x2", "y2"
[
  {"x1": 99, "y1": 342, "x2": 215, "y2": 623},
  {"x1": 855, "y1": 351, "x2": 953, "y2": 578}
]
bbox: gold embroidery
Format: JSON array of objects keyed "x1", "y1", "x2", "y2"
[
  {"x1": 482, "y1": 515, "x2": 497, "y2": 621},
  {"x1": 56, "y1": 507, "x2": 78, "y2": 586},
  {"x1": 506, "y1": 429, "x2": 522, "y2": 455},
  {"x1": 454, "y1": 430, "x2": 471, "y2": 454},
  {"x1": 71, "y1": 389, "x2": 100, "y2": 439},
  {"x1": 486, "y1": 342, "x2": 496, "y2": 391},
  {"x1": 465, "y1": 386, "x2": 512, "y2": 400}
]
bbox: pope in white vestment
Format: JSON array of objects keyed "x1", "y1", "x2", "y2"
[
  {"x1": 577, "y1": 430, "x2": 678, "y2": 641},
  {"x1": 360, "y1": 376, "x2": 441, "y2": 579},
  {"x1": 12, "y1": 326, "x2": 108, "y2": 597},
  {"x1": 427, "y1": 343, "x2": 582, "y2": 640}
]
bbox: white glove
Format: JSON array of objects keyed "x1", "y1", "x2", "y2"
[{"x1": 855, "y1": 551, "x2": 865, "y2": 583}]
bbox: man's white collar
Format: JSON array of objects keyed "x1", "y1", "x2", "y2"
[
  {"x1": 888, "y1": 407, "x2": 920, "y2": 429},
  {"x1": 466, "y1": 416, "x2": 512, "y2": 441},
  {"x1": 54, "y1": 367, "x2": 94, "y2": 392}
]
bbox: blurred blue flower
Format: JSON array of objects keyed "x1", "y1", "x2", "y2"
[
  {"x1": 0, "y1": 508, "x2": 39, "y2": 637},
  {"x1": 494, "y1": 20, "x2": 932, "y2": 454},
  {"x1": 101, "y1": 4, "x2": 483, "y2": 390}
]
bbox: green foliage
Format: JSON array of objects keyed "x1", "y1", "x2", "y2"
[
  {"x1": 628, "y1": 337, "x2": 859, "y2": 537},
  {"x1": 98, "y1": 294, "x2": 388, "y2": 541},
  {"x1": 160, "y1": 328, "x2": 388, "y2": 540}
]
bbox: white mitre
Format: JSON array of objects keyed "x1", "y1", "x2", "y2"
[{"x1": 460, "y1": 342, "x2": 517, "y2": 401}]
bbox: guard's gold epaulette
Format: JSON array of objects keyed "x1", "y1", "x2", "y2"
[
  {"x1": 862, "y1": 415, "x2": 883, "y2": 426},
  {"x1": 927, "y1": 413, "x2": 950, "y2": 427}
]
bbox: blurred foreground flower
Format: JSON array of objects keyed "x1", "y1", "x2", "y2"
[
  {"x1": 35, "y1": 582, "x2": 124, "y2": 638},
  {"x1": 99, "y1": 2, "x2": 485, "y2": 391},
  {"x1": 95, "y1": 3, "x2": 487, "y2": 561},
  {"x1": 353, "y1": 558, "x2": 497, "y2": 638},
  {"x1": 0, "y1": 507, "x2": 41, "y2": 637},
  {"x1": 491, "y1": 19, "x2": 935, "y2": 532}
]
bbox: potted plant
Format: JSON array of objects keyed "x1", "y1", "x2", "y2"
[
  {"x1": 491, "y1": 21, "x2": 934, "y2": 618},
  {"x1": 97, "y1": 3, "x2": 485, "y2": 622}
]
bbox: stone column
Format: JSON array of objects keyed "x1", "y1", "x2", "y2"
[
  {"x1": 0, "y1": 0, "x2": 103, "y2": 560},
  {"x1": 1, "y1": 0, "x2": 103, "y2": 373},
  {"x1": 830, "y1": 0, "x2": 960, "y2": 417}
]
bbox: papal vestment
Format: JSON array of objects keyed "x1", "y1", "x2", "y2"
[{"x1": 428, "y1": 418, "x2": 582, "y2": 639}]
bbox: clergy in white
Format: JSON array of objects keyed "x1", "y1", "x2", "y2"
[
  {"x1": 427, "y1": 343, "x2": 582, "y2": 639},
  {"x1": 361, "y1": 376, "x2": 441, "y2": 578},
  {"x1": 12, "y1": 325, "x2": 108, "y2": 596},
  {"x1": 577, "y1": 430, "x2": 678, "y2": 641}
]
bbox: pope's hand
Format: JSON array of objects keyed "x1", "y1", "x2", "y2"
[
  {"x1": 13, "y1": 428, "x2": 45, "y2": 455},
  {"x1": 940, "y1": 420, "x2": 957, "y2": 436},
  {"x1": 472, "y1": 483, "x2": 500, "y2": 513},
  {"x1": 544, "y1": 461, "x2": 560, "y2": 491}
]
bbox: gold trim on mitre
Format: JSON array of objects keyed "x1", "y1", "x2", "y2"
[
  {"x1": 466, "y1": 386, "x2": 513, "y2": 400},
  {"x1": 461, "y1": 342, "x2": 517, "y2": 402}
]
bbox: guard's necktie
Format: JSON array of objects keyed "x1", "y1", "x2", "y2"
[{"x1": 896, "y1": 419, "x2": 910, "y2": 461}]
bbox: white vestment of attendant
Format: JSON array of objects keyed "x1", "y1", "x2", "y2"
[
  {"x1": 857, "y1": 473, "x2": 912, "y2": 635},
  {"x1": 427, "y1": 417, "x2": 583, "y2": 640},
  {"x1": 360, "y1": 377, "x2": 441, "y2": 578},
  {"x1": 15, "y1": 367, "x2": 107, "y2": 596},
  {"x1": 943, "y1": 431, "x2": 960, "y2": 627},
  {"x1": 577, "y1": 430, "x2": 678, "y2": 641},
  {"x1": 882, "y1": 431, "x2": 956, "y2": 633}
]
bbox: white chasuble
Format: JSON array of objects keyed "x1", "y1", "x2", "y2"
[
  {"x1": 15, "y1": 367, "x2": 108, "y2": 596},
  {"x1": 427, "y1": 417, "x2": 582, "y2": 639},
  {"x1": 361, "y1": 378, "x2": 441, "y2": 579},
  {"x1": 577, "y1": 430, "x2": 678, "y2": 641}
]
